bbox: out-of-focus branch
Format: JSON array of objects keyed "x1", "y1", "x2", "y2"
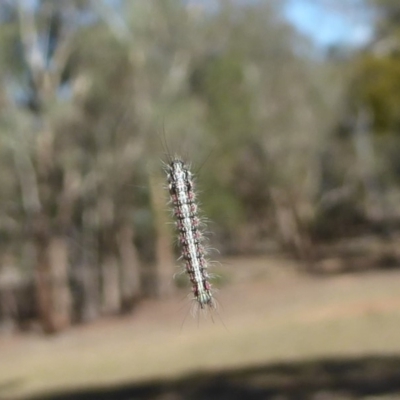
[
  {"x1": 50, "y1": 27, "x2": 74, "y2": 93},
  {"x1": 12, "y1": 146, "x2": 42, "y2": 215},
  {"x1": 90, "y1": 0, "x2": 132, "y2": 43},
  {"x1": 17, "y1": 0, "x2": 75, "y2": 102},
  {"x1": 17, "y1": 0, "x2": 45, "y2": 89}
]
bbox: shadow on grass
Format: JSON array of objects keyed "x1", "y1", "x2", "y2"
[
  {"x1": 0, "y1": 378, "x2": 24, "y2": 400},
  {"x1": 26, "y1": 355, "x2": 400, "y2": 400}
]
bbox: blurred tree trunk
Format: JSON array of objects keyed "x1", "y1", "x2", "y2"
[
  {"x1": 100, "y1": 251, "x2": 121, "y2": 314},
  {"x1": 117, "y1": 223, "x2": 141, "y2": 311},
  {"x1": 148, "y1": 171, "x2": 175, "y2": 298},
  {"x1": 0, "y1": 255, "x2": 19, "y2": 333},
  {"x1": 98, "y1": 197, "x2": 121, "y2": 314},
  {"x1": 353, "y1": 108, "x2": 388, "y2": 222},
  {"x1": 79, "y1": 262, "x2": 100, "y2": 322},
  {"x1": 17, "y1": 0, "x2": 74, "y2": 333},
  {"x1": 33, "y1": 221, "x2": 71, "y2": 333},
  {"x1": 32, "y1": 121, "x2": 73, "y2": 333},
  {"x1": 270, "y1": 188, "x2": 314, "y2": 266},
  {"x1": 80, "y1": 208, "x2": 101, "y2": 322}
]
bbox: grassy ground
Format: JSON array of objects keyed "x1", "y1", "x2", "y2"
[{"x1": 1, "y1": 256, "x2": 400, "y2": 399}]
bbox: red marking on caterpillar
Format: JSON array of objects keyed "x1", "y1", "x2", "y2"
[{"x1": 163, "y1": 156, "x2": 217, "y2": 312}]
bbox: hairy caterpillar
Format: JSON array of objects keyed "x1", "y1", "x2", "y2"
[{"x1": 164, "y1": 156, "x2": 216, "y2": 312}]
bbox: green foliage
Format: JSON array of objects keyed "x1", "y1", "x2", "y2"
[
  {"x1": 346, "y1": 0, "x2": 400, "y2": 132},
  {"x1": 352, "y1": 54, "x2": 400, "y2": 132},
  {"x1": 0, "y1": 23, "x2": 23, "y2": 76},
  {"x1": 194, "y1": 51, "x2": 253, "y2": 142},
  {"x1": 371, "y1": 0, "x2": 400, "y2": 33}
]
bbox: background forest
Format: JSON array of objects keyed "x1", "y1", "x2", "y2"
[{"x1": 2, "y1": 1, "x2": 400, "y2": 398}]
